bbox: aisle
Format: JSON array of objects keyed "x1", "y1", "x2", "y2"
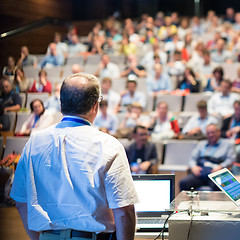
[{"x1": 0, "y1": 206, "x2": 29, "y2": 240}]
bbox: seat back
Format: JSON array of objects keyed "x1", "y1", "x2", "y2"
[
  {"x1": 163, "y1": 140, "x2": 198, "y2": 166},
  {"x1": 3, "y1": 137, "x2": 29, "y2": 158},
  {"x1": 15, "y1": 112, "x2": 31, "y2": 133},
  {"x1": 183, "y1": 93, "x2": 212, "y2": 112},
  {"x1": 5, "y1": 112, "x2": 17, "y2": 132},
  {"x1": 156, "y1": 94, "x2": 182, "y2": 112},
  {"x1": 26, "y1": 93, "x2": 50, "y2": 110}
]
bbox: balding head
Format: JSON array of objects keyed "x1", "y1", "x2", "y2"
[{"x1": 60, "y1": 73, "x2": 100, "y2": 116}]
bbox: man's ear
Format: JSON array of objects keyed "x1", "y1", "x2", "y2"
[{"x1": 92, "y1": 101, "x2": 99, "y2": 114}]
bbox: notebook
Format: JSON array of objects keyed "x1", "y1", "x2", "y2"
[
  {"x1": 132, "y1": 174, "x2": 175, "y2": 232},
  {"x1": 208, "y1": 168, "x2": 240, "y2": 206}
]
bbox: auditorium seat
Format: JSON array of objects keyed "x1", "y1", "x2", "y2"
[
  {"x1": 155, "y1": 94, "x2": 182, "y2": 112},
  {"x1": 85, "y1": 54, "x2": 101, "y2": 65},
  {"x1": 183, "y1": 93, "x2": 212, "y2": 112},
  {"x1": 23, "y1": 66, "x2": 40, "y2": 79},
  {"x1": 3, "y1": 137, "x2": 29, "y2": 158},
  {"x1": 26, "y1": 93, "x2": 50, "y2": 110},
  {"x1": 66, "y1": 56, "x2": 84, "y2": 66},
  {"x1": 19, "y1": 93, "x2": 27, "y2": 108},
  {"x1": 14, "y1": 112, "x2": 31, "y2": 134},
  {"x1": 6, "y1": 112, "x2": 17, "y2": 132}
]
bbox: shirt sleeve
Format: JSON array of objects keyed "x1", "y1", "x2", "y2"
[
  {"x1": 10, "y1": 149, "x2": 28, "y2": 203},
  {"x1": 220, "y1": 140, "x2": 236, "y2": 168},
  {"x1": 104, "y1": 142, "x2": 138, "y2": 209}
]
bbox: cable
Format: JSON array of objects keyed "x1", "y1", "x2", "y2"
[
  {"x1": 153, "y1": 212, "x2": 173, "y2": 240},
  {"x1": 187, "y1": 208, "x2": 194, "y2": 240}
]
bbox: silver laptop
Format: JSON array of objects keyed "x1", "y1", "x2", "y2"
[
  {"x1": 208, "y1": 168, "x2": 240, "y2": 206},
  {"x1": 132, "y1": 174, "x2": 175, "y2": 232}
]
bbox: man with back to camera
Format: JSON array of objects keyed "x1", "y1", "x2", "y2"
[{"x1": 10, "y1": 73, "x2": 138, "y2": 240}]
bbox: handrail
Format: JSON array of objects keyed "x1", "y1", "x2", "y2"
[{"x1": 0, "y1": 17, "x2": 71, "y2": 39}]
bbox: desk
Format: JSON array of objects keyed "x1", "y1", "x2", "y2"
[
  {"x1": 168, "y1": 212, "x2": 240, "y2": 240},
  {"x1": 168, "y1": 191, "x2": 240, "y2": 240},
  {"x1": 135, "y1": 232, "x2": 168, "y2": 239}
]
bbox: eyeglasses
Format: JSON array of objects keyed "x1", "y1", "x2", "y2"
[{"x1": 98, "y1": 95, "x2": 104, "y2": 103}]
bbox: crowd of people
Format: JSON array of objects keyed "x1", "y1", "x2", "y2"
[{"x1": 2, "y1": 8, "x2": 240, "y2": 190}]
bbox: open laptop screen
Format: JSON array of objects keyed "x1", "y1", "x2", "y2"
[{"x1": 132, "y1": 174, "x2": 175, "y2": 217}]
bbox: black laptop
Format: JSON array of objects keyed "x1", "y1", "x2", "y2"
[{"x1": 132, "y1": 174, "x2": 175, "y2": 232}]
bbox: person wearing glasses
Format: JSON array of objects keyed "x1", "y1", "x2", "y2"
[{"x1": 10, "y1": 73, "x2": 137, "y2": 240}]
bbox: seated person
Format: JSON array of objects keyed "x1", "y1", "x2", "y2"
[
  {"x1": 44, "y1": 83, "x2": 61, "y2": 113},
  {"x1": 0, "y1": 104, "x2": 10, "y2": 131},
  {"x1": 150, "y1": 101, "x2": 180, "y2": 141},
  {"x1": 28, "y1": 69, "x2": 52, "y2": 93},
  {"x1": 0, "y1": 79, "x2": 21, "y2": 113},
  {"x1": 2, "y1": 56, "x2": 17, "y2": 82},
  {"x1": 17, "y1": 99, "x2": 54, "y2": 136},
  {"x1": 119, "y1": 79, "x2": 146, "y2": 111},
  {"x1": 119, "y1": 102, "x2": 150, "y2": 129},
  {"x1": 71, "y1": 64, "x2": 82, "y2": 74},
  {"x1": 40, "y1": 43, "x2": 64, "y2": 68},
  {"x1": 101, "y1": 77, "x2": 120, "y2": 113},
  {"x1": 146, "y1": 63, "x2": 172, "y2": 96},
  {"x1": 68, "y1": 34, "x2": 87, "y2": 56},
  {"x1": 94, "y1": 54, "x2": 120, "y2": 80},
  {"x1": 208, "y1": 79, "x2": 240, "y2": 119},
  {"x1": 181, "y1": 100, "x2": 219, "y2": 138},
  {"x1": 93, "y1": 100, "x2": 118, "y2": 135},
  {"x1": 204, "y1": 66, "x2": 224, "y2": 92},
  {"x1": 120, "y1": 54, "x2": 146, "y2": 78},
  {"x1": 17, "y1": 45, "x2": 37, "y2": 68},
  {"x1": 125, "y1": 125, "x2": 158, "y2": 174},
  {"x1": 177, "y1": 67, "x2": 200, "y2": 93},
  {"x1": 13, "y1": 67, "x2": 31, "y2": 93},
  {"x1": 180, "y1": 124, "x2": 235, "y2": 191}
]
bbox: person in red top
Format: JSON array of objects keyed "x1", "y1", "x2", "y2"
[{"x1": 28, "y1": 69, "x2": 52, "y2": 93}]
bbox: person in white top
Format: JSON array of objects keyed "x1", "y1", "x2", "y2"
[
  {"x1": 208, "y1": 79, "x2": 240, "y2": 118},
  {"x1": 10, "y1": 72, "x2": 138, "y2": 240},
  {"x1": 101, "y1": 77, "x2": 121, "y2": 113},
  {"x1": 94, "y1": 54, "x2": 120, "y2": 80},
  {"x1": 17, "y1": 99, "x2": 55, "y2": 136}
]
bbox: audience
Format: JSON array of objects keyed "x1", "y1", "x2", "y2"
[
  {"x1": 28, "y1": 69, "x2": 52, "y2": 93},
  {"x1": 125, "y1": 125, "x2": 158, "y2": 174},
  {"x1": 4, "y1": 9, "x2": 240, "y2": 182}
]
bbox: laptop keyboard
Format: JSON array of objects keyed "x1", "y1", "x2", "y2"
[{"x1": 137, "y1": 218, "x2": 165, "y2": 225}]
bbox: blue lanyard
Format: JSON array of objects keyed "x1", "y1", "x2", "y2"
[{"x1": 61, "y1": 116, "x2": 91, "y2": 126}]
